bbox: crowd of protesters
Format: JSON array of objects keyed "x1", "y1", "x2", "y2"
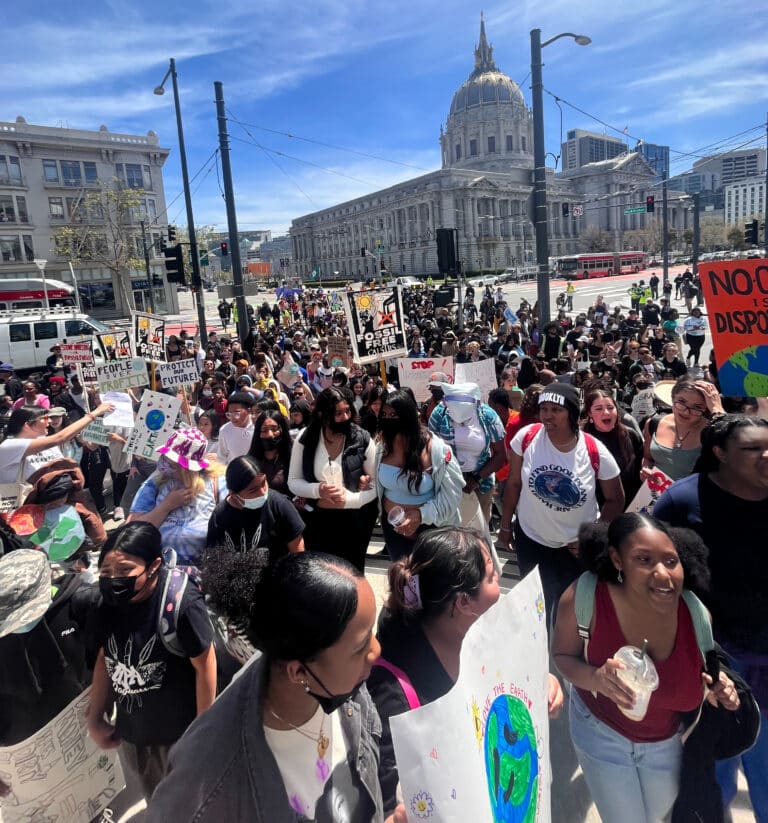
[{"x1": 0, "y1": 269, "x2": 765, "y2": 823}]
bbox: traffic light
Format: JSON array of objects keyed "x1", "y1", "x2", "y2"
[
  {"x1": 646, "y1": 196, "x2": 655, "y2": 213},
  {"x1": 220, "y1": 242, "x2": 229, "y2": 256},
  {"x1": 167, "y1": 225, "x2": 177, "y2": 242},
  {"x1": 164, "y1": 243, "x2": 186, "y2": 284},
  {"x1": 744, "y1": 219, "x2": 759, "y2": 245},
  {"x1": 562, "y1": 203, "x2": 570, "y2": 217}
]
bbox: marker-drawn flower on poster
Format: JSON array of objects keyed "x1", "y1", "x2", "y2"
[
  {"x1": 410, "y1": 790, "x2": 435, "y2": 819},
  {"x1": 535, "y1": 593, "x2": 545, "y2": 622}
]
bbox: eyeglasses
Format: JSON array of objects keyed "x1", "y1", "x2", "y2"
[{"x1": 673, "y1": 399, "x2": 706, "y2": 416}]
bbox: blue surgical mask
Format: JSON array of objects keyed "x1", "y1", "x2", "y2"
[{"x1": 240, "y1": 490, "x2": 268, "y2": 510}]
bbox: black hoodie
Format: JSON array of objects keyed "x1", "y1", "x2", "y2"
[{"x1": 0, "y1": 573, "x2": 99, "y2": 745}]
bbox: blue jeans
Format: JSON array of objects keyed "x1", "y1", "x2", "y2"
[
  {"x1": 715, "y1": 652, "x2": 768, "y2": 822},
  {"x1": 569, "y1": 689, "x2": 682, "y2": 823}
]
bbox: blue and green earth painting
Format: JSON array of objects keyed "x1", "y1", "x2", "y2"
[{"x1": 717, "y1": 345, "x2": 768, "y2": 398}]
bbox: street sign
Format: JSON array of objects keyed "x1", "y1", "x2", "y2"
[
  {"x1": 624, "y1": 206, "x2": 646, "y2": 215},
  {"x1": 572, "y1": 205, "x2": 584, "y2": 217}
]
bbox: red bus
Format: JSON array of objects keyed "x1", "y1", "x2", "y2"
[
  {"x1": 0, "y1": 278, "x2": 76, "y2": 310},
  {"x1": 556, "y1": 251, "x2": 647, "y2": 280}
]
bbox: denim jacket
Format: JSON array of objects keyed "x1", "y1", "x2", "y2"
[{"x1": 146, "y1": 654, "x2": 384, "y2": 823}]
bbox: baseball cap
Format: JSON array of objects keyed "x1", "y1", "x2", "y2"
[{"x1": 428, "y1": 371, "x2": 452, "y2": 387}]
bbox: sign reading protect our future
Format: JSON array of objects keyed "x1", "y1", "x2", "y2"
[{"x1": 698, "y1": 258, "x2": 768, "y2": 397}]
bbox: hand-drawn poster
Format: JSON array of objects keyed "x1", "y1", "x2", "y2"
[
  {"x1": 95, "y1": 358, "x2": 148, "y2": 393},
  {"x1": 397, "y1": 356, "x2": 454, "y2": 402},
  {"x1": 326, "y1": 337, "x2": 351, "y2": 369},
  {"x1": 697, "y1": 258, "x2": 768, "y2": 396},
  {"x1": 626, "y1": 469, "x2": 673, "y2": 516},
  {"x1": 123, "y1": 390, "x2": 181, "y2": 461},
  {"x1": 327, "y1": 291, "x2": 344, "y2": 314},
  {"x1": 58, "y1": 342, "x2": 94, "y2": 365},
  {"x1": 343, "y1": 288, "x2": 407, "y2": 365},
  {"x1": 132, "y1": 312, "x2": 166, "y2": 363},
  {"x1": 96, "y1": 331, "x2": 132, "y2": 361},
  {"x1": 455, "y1": 359, "x2": 498, "y2": 404},
  {"x1": 0, "y1": 687, "x2": 124, "y2": 823},
  {"x1": 390, "y1": 570, "x2": 551, "y2": 823},
  {"x1": 157, "y1": 359, "x2": 200, "y2": 389}
]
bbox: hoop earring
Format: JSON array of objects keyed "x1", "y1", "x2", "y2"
[{"x1": 617, "y1": 570, "x2": 623, "y2": 584}]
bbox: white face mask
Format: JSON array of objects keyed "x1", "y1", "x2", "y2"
[{"x1": 239, "y1": 490, "x2": 268, "y2": 510}]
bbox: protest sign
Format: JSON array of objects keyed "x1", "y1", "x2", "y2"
[
  {"x1": 503, "y1": 307, "x2": 519, "y2": 326},
  {"x1": 625, "y1": 469, "x2": 673, "y2": 516},
  {"x1": 343, "y1": 288, "x2": 407, "y2": 365},
  {"x1": 455, "y1": 359, "x2": 497, "y2": 402},
  {"x1": 132, "y1": 312, "x2": 166, "y2": 362},
  {"x1": 95, "y1": 358, "x2": 148, "y2": 392},
  {"x1": 697, "y1": 258, "x2": 768, "y2": 396},
  {"x1": 0, "y1": 687, "x2": 124, "y2": 823},
  {"x1": 96, "y1": 331, "x2": 131, "y2": 361},
  {"x1": 390, "y1": 570, "x2": 551, "y2": 823},
  {"x1": 397, "y1": 356, "x2": 454, "y2": 402},
  {"x1": 123, "y1": 390, "x2": 181, "y2": 461},
  {"x1": 327, "y1": 291, "x2": 344, "y2": 314},
  {"x1": 157, "y1": 359, "x2": 200, "y2": 389},
  {"x1": 81, "y1": 418, "x2": 110, "y2": 446},
  {"x1": 58, "y1": 342, "x2": 94, "y2": 365},
  {"x1": 101, "y1": 391, "x2": 135, "y2": 428},
  {"x1": 326, "y1": 337, "x2": 351, "y2": 369}
]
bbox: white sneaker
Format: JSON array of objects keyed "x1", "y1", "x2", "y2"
[{"x1": 112, "y1": 507, "x2": 125, "y2": 522}]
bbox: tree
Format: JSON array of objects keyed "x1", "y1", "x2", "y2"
[
  {"x1": 683, "y1": 228, "x2": 694, "y2": 249},
  {"x1": 52, "y1": 180, "x2": 149, "y2": 312},
  {"x1": 699, "y1": 216, "x2": 726, "y2": 252},
  {"x1": 580, "y1": 225, "x2": 611, "y2": 252},
  {"x1": 727, "y1": 225, "x2": 746, "y2": 250}
]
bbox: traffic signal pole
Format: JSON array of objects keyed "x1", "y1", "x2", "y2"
[
  {"x1": 661, "y1": 171, "x2": 669, "y2": 282},
  {"x1": 214, "y1": 81, "x2": 249, "y2": 344},
  {"x1": 140, "y1": 220, "x2": 157, "y2": 313}
]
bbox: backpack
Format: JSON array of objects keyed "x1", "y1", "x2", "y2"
[
  {"x1": 521, "y1": 422, "x2": 600, "y2": 475},
  {"x1": 373, "y1": 658, "x2": 421, "y2": 710},
  {"x1": 158, "y1": 547, "x2": 204, "y2": 657}
]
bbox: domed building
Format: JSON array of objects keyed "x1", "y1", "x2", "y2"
[{"x1": 291, "y1": 16, "x2": 663, "y2": 281}]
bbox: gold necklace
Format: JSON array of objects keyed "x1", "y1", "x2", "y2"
[
  {"x1": 674, "y1": 427, "x2": 694, "y2": 449},
  {"x1": 267, "y1": 704, "x2": 330, "y2": 759}
]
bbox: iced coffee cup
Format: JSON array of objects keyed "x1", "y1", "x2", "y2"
[{"x1": 614, "y1": 644, "x2": 659, "y2": 721}]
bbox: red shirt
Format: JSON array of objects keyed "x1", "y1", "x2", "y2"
[
  {"x1": 496, "y1": 412, "x2": 520, "y2": 481},
  {"x1": 576, "y1": 580, "x2": 703, "y2": 742}
]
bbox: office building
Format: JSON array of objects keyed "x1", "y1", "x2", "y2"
[
  {"x1": 724, "y1": 176, "x2": 767, "y2": 226},
  {"x1": 561, "y1": 129, "x2": 628, "y2": 171}
]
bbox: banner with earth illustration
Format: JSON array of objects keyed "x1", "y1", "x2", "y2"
[
  {"x1": 390, "y1": 569, "x2": 551, "y2": 823},
  {"x1": 698, "y1": 258, "x2": 768, "y2": 397}
]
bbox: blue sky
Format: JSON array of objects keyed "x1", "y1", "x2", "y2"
[{"x1": 6, "y1": 0, "x2": 767, "y2": 236}]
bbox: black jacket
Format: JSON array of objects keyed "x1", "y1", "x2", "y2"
[{"x1": 0, "y1": 573, "x2": 99, "y2": 744}]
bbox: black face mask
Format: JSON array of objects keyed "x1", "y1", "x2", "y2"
[
  {"x1": 99, "y1": 567, "x2": 155, "y2": 607},
  {"x1": 329, "y1": 419, "x2": 352, "y2": 437},
  {"x1": 429, "y1": 388, "x2": 444, "y2": 402},
  {"x1": 261, "y1": 435, "x2": 282, "y2": 452},
  {"x1": 377, "y1": 418, "x2": 400, "y2": 439},
  {"x1": 303, "y1": 662, "x2": 361, "y2": 715}
]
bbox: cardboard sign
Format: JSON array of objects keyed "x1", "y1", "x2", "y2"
[
  {"x1": 455, "y1": 359, "x2": 498, "y2": 403},
  {"x1": 326, "y1": 337, "x2": 351, "y2": 369},
  {"x1": 95, "y1": 357, "x2": 148, "y2": 392},
  {"x1": 390, "y1": 570, "x2": 551, "y2": 823},
  {"x1": 626, "y1": 469, "x2": 674, "y2": 515},
  {"x1": 157, "y1": 359, "x2": 200, "y2": 389},
  {"x1": 123, "y1": 390, "x2": 181, "y2": 461},
  {"x1": 397, "y1": 356, "x2": 454, "y2": 402},
  {"x1": 327, "y1": 291, "x2": 344, "y2": 314},
  {"x1": 343, "y1": 288, "x2": 407, "y2": 365},
  {"x1": 132, "y1": 312, "x2": 166, "y2": 363},
  {"x1": 81, "y1": 418, "x2": 110, "y2": 446},
  {"x1": 697, "y1": 258, "x2": 768, "y2": 396},
  {"x1": 0, "y1": 687, "x2": 124, "y2": 823},
  {"x1": 96, "y1": 331, "x2": 131, "y2": 361},
  {"x1": 58, "y1": 342, "x2": 94, "y2": 365}
]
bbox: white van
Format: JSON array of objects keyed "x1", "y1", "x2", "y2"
[{"x1": 0, "y1": 307, "x2": 110, "y2": 372}]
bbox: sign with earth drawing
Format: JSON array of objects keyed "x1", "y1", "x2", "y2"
[
  {"x1": 698, "y1": 258, "x2": 768, "y2": 396},
  {"x1": 390, "y1": 569, "x2": 551, "y2": 823},
  {"x1": 123, "y1": 390, "x2": 181, "y2": 461}
]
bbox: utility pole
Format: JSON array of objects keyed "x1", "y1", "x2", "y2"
[
  {"x1": 140, "y1": 220, "x2": 156, "y2": 313},
  {"x1": 214, "y1": 81, "x2": 249, "y2": 343},
  {"x1": 692, "y1": 192, "x2": 700, "y2": 274},
  {"x1": 661, "y1": 170, "x2": 669, "y2": 282}
]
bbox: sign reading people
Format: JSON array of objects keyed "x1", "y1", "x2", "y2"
[
  {"x1": 95, "y1": 357, "x2": 148, "y2": 392},
  {"x1": 132, "y1": 312, "x2": 166, "y2": 363},
  {"x1": 397, "y1": 356, "x2": 454, "y2": 402},
  {"x1": 390, "y1": 570, "x2": 551, "y2": 823},
  {"x1": 343, "y1": 287, "x2": 407, "y2": 365},
  {"x1": 123, "y1": 390, "x2": 181, "y2": 461},
  {"x1": 0, "y1": 688, "x2": 124, "y2": 823},
  {"x1": 698, "y1": 258, "x2": 768, "y2": 396}
]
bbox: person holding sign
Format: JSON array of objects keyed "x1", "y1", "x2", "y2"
[{"x1": 0, "y1": 401, "x2": 113, "y2": 484}]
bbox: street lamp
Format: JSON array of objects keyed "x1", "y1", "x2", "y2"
[
  {"x1": 530, "y1": 29, "x2": 591, "y2": 324},
  {"x1": 33, "y1": 258, "x2": 49, "y2": 311},
  {"x1": 154, "y1": 58, "x2": 208, "y2": 347}
]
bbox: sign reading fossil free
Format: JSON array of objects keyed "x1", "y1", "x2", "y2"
[
  {"x1": 698, "y1": 258, "x2": 768, "y2": 396},
  {"x1": 342, "y1": 288, "x2": 407, "y2": 365},
  {"x1": 132, "y1": 311, "x2": 166, "y2": 363}
]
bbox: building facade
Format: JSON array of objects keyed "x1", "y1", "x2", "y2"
[
  {"x1": 724, "y1": 175, "x2": 767, "y2": 226},
  {"x1": 634, "y1": 141, "x2": 669, "y2": 182},
  {"x1": 561, "y1": 129, "x2": 628, "y2": 171},
  {"x1": 0, "y1": 117, "x2": 175, "y2": 318},
  {"x1": 290, "y1": 18, "x2": 676, "y2": 279}
]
